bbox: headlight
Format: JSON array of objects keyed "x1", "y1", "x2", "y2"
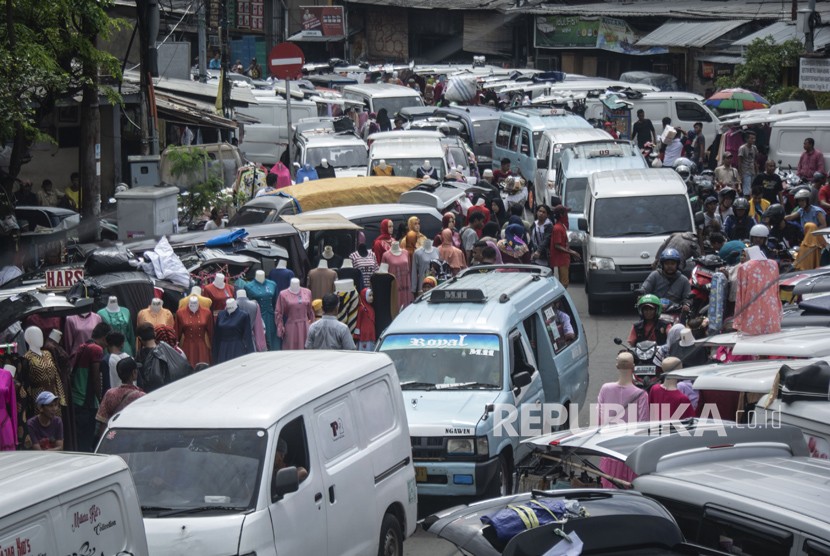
[
  {"x1": 446, "y1": 438, "x2": 475, "y2": 455},
  {"x1": 476, "y1": 436, "x2": 489, "y2": 455},
  {"x1": 589, "y1": 256, "x2": 615, "y2": 270},
  {"x1": 567, "y1": 230, "x2": 587, "y2": 247}
]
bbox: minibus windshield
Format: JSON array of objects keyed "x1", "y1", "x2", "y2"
[
  {"x1": 379, "y1": 333, "x2": 502, "y2": 390},
  {"x1": 98, "y1": 428, "x2": 267, "y2": 515},
  {"x1": 593, "y1": 195, "x2": 692, "y2": 238}
]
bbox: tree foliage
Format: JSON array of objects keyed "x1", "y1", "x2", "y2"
[{"x1": 716, "y1": 37, "x2": 803, "y2": 100}]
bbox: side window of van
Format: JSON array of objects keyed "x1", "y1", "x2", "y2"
[
  {"x1": 509, "y1": 330, "x2": 536, "y2": 376},
  {"x1": 496, "y1": 122, "x2": 512, "y2": 149},
  {"x1": 805, "y1": 539, "x2": 830, "y2": 556},
  {"x1": 520, "y1": 130, "x2": 531, "y2": 156},
  {"x1": 541, "y1": 297, "x2": 578, "y2": 353},
  {"x1": 538, "y1": 135, "x2": 550, "y2": 163},
  {"x1": 359, "y1": 379, "x2": 397, "y2": 441},
  {"x1": 676, "y1": 101, "x2": 712, "y2": 123},
  {"x1": 697, "y1": 507, "x2": 792, "y2": 556},
  {"x1": 510, "y1": 127, "x2": 522, "y2": 153},
  {"x1": 315, "y1": 395, "x2": 359, "y2": 463},
  {"x1": 274, "y1": 416, "x2": 311, "y2": 486}
]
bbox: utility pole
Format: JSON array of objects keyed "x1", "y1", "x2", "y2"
[
  {"x1": 198, "y1": 0, "x2": 208, "y2": 82},
  {"x1": 136, "y1": 0, "x2": 160, "y2": 154},
  {"x1": 806, "y1": 0, "x2": 817, "y2": 54}
]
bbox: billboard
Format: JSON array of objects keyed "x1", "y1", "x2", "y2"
[
  {"x1": 300, "y1": 6, "x2": 345, "y2": 37},
  {"x1": 535, "y1": 16, "x2": 667, "y2": 55}
]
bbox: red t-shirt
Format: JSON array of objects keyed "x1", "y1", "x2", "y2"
[
  {"x1": 819, "y1": 185, "x2": 830, "y2": 207},
  {"x1": 466, "y1": 205, "x2": 491, "y2": 226},
  {"x1": 648, "y1": 384, "x2": 695, "y2": 420},
  {"x1": 548, "y1": 223, "x2": 570, "y2": 267}
]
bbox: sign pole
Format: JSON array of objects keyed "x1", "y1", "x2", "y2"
[{"x1": 286, "y1": 77, "x2": 292, "y2": 160}]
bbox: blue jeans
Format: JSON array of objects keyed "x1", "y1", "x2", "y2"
[{"x1": 742, "y1": 173, "x2": 753, "y2": 196}]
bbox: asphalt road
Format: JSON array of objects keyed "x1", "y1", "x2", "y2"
[{"x1": 403, "y1": 283, "x2": 634, "y2": 554}]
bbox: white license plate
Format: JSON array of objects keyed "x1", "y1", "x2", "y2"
[
  {"x1": 630, "y1": 282, "x2": 642, "y2": 291},
  {"x1": 634, "y1": 365, "x2": 656, "y2": 375}
]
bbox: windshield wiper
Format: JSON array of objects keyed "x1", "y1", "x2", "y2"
[
  {"x1": 141, "y1": 506, "x2": 174, "y2": 514},
  {"x1": 400, "y1": 381, "x2": 437, "y2": 390},
  {"x1": 435, "y1": 382, "x2": 499, "y2": 390},
  {"x1": 157, "y1": 506, "x2": 248, "y2": 518}
]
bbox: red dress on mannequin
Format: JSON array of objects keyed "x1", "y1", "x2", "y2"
[{"x1": 176, "y1": 305, "x2": 214, "y2": 365}]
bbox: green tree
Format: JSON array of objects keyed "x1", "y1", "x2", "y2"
[{"x1": 716, "y1": 37, "x2": 803, "y2": 100}]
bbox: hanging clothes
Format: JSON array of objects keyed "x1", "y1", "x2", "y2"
[
  {"x1": 315, "y1": 164, "x2": 336, "y2": 179},
  {"x1": 382, "y1": 250, "x2": 413, "y2": 308},
  {"x1": 203, "y1": 282, "x2": 236, "y2": 312},
  {"x1": 22, "y1": 314, "x2": 62, "y2": 343},
  {"x1": 355, "y1": 288, "x2": 376, "y2": 352},
  {"x1": 212, "y1": 309, "x2": 254, "y2": 364},
  {"x1": 370, "y1": 272, "x2": 399, "y2": 338},
  {"x1": 23, "y1": 350, "x2": 66, "y2": 405},
  {"x1": 268, "y1": 267, "x2": 296, "y2": 296},
  {"x1": 0, "y1": 369, "x2": 17, "y2": 451},
  {"x1": 175, "y1": 305, "x2": 214, "y2": 366},
  {"x1": 349, "y1": 250, "x2": 379, "y2": 289},
  {"x1": 336, "y1": 266, "x2": 364, "y2": 292},
  {"x1": 244, "y1": 279, "x2": 279, "y2": 350},
  {"x1": 97, "y1": 307, "x2": 134, "y2": 356},
  {"x1": 307, "y1": 267, "x2": 337, "y2": 300},
  {"x1": 64, "y1": 312, "x2": 103, "y2": 357},
  {"x1": 733, "y1": 259, "x2": 782, "y2": 336},
  {"x1": 416, "y1": 165, "x2": 438, "y2": 179},
  {"x1": 275, "y1": 288, "x2": 314, "y2": 350},
  {"x1": 137, "y1": 307, "x2": 175, "y2": 330},
  {"x1": 337, "y1": 288, "x2": 359, "y2": 336},
  {"x1": 412, "y1": 247, "x2": 439, "y2": 295},
  {"x1": 270, "y1": 161, "x2": 292, "y2": 188},
  {"x1": 177, "y1": 294, "x2": 212, "y2": 310},
  {"x1": 237, "y1": 296, "x2": 268, "y2": 352},
  {"x1": 296, "y1": 165, "x2": 319, "y2": 182}
]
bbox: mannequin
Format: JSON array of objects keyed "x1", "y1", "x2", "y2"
[
  {"x1": 244, "y1": 270, "x2": 279, "y2": 350},
  {"x1": 203, "y1": 272, "x2": 235, "y2": 313},
  {"x1": 370, "y1": 265, "x2": 398, "y2": 338},
  {"x1": 349, "y1": 243, "x2": 378, "y2": 289},
  {"x1": 268, "y1": 259, "x2": 296, "y2": 300},
  {"x1": 372, "y1": 159, "x2": 395, "y2": 177},
  {"x1": 236, "y1": 290, "x2": 267, "y2": 351},
  {"x1": 335, "y1": 279, "x2": 359, "y2": 336},
  {"x1": 316, "y1": 157, "x2": 336, "y2": 179},
  {"x1": 23, "y1": 326, "x2": 65, "y2": 406},
  {"x1": 213, "y1": 297, "x2": 254, "y2": 364},
  {"x1": 0, "y1": 363, "x2": 15, "y2": 451},
  {"x1": 382, "y1": 241, "x2": 413, "y2": 308},
  {"x1": 372, "y1": 219, "x2": 395, "y2": 263},
  {"x1": 275, "y1": 278, "x2": 314, "y2": 349},
  {"x1": 355, "y1": 288, "x2": 376, "y2": 352},
  {"x1": 307, "y1": 258, "x2": 337, "y2": 300},
  {"x1": 400, "y1": 216, "x2": 428, "y2": 257},
  {"x1": 321, "y1": 245, "x2": 343, "y2": 268},
  {"x1": 412, "y1": 241, "x2": 440, "y2": 296},
  {"x1": 97, "y1": 297, "x2": 134, "y2": 355},
  {"x1": 21, "y1": 312, "x2": 62, "y2": 342},
  {"x1": 177, "y1": 286, "x2": 212, "y2": 310},
  {"x1": 64, "y1": 310, "x2": 103, "y2": 356},
  {"x1": 296, "y1": 163, "x2": 319, "y2": 183},
  {"x1": 416, "y1": 159, "x2": 438, "y2": 180},
  {"x1": 176, "y1": 296, "x2": 214, "y2": 365},
  {"x1": 336, "y1": 258, "x2": 363, "y2": 291},
  {"x1": 137, "y1": 298, "x2": 175, "y2": 330}
]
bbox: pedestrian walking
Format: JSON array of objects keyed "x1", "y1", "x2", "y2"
[
  {"x1": 738, "y1": 131, "x2": 759, "y2": 196},
  {"x1": 305, "y1": 294, "x2": 356, "y2": 350}
]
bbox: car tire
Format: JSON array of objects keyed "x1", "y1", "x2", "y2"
[
  {"x1": 490, "y1": 453, "x2": 513, "y2": 497},
  {"x1": 378, "y1": 513, "x2": 403, "y2": 556},
  {"x1": 587, "y1": 294, "x2": 602, "y2": 315}
]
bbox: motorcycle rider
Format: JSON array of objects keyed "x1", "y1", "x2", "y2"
[
  {"x1": 723, "y1": 197, "x2": 754, "y2": 241},
  {"x1": 785, "y1": 188, "x2": 827, "y2": 229},
  {"x1": 716, "y1": 187, "x2": 736, "y2": 226},
  {"x1": 628, "y1": 294, "x2": 670, "y2": 345},
  {"x1": 764, "y1": 203, "x2": 804, "y2": 254},
  {"x1": 641, "y1": 248, "x2": 692, "y2": 311},
  {"x1": 749, "y1": 223, "x2": 774, "y2": 259}
]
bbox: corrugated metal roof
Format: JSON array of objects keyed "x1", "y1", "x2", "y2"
[
  {"x1": 344, "y1": 0, "x2": 513, "y2": 10},
  {"x1": 696, "y1": 55, "x2": 744, "y2": 65},
  {"x1": 636, "y1": 20, "x2": 746, "y2": 48},
  {"x1": 734, "y1": 21, "x2": 830, "y2": 50}
]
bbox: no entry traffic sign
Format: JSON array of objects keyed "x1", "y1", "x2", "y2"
[{"x1": 268, "y1": 42, "x2": 305, "y2": 79}]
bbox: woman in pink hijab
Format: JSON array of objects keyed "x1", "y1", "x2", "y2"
[{"x1": 438, "y1": 229, "x2": 467, "y2": 276}]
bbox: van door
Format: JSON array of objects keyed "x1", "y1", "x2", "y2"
[
  {"x1": 518, "y1": 129, "x2": 534, "y2": 186},
  {"x1": 494, "y1": 121, "x2": 513, "y2": 168},
  {"x1": 535, "y1": 135, "x2": 552, "y2": 203},
  {"x1": 313, "y1": 391, "x2": 376, "y2": 556},
  {"x1": 269, "y1": 414, "x2": 327, "y2": 555},
  {"x1": 674, "y1": 100, "x2": 716, "y2": 139},
  {"x1": 508, "y1": 329, "x2": 544, "y2": 442},
  {"x1": 540, "y1": 296, "x2": 586, "y2": 409}
]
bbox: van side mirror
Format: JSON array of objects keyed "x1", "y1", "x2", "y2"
[
  {"x1": 536, "y1": 158, "x2": 546, "y2": 169},
  {"x1": 512, "y1": 371, "x2": 532, "y2": 390},
  {"x1": 577, "y1": 218, "x2": 588, "y2": 232},
  {"x1": 272, "y1": 467, "x2": 299, "y2": 501}
]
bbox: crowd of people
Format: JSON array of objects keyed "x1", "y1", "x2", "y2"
[{"x1": 10, "y1": 172, "x2": 83, "y2": 210}]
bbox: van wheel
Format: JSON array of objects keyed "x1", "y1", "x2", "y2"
[
  {"x1": 587, "y1": 295, "x2": 602, "y2": 315},
  {"x1": 491, "y1": 453, "x2": 513, "y2": 497},
  {"x1": 378, "y1": 513, "x2": 403, "y2": 556}
]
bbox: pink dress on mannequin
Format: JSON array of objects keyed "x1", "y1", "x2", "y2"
[
  {"x1": 275, "y1": 288, "x2": 314, "y2": 349},
  {"x1": 0, "y1": 369, "x2": 17, "y2": 451},
  {"x1": 382, "y1": 250, "x2": 413, "y2": 308}
]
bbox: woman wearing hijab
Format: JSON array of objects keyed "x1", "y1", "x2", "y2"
[
  {"x1": 377, "y1": 108, "x2": 392, "y2": 132},
  {"x1": 372, "y1": 219, "x2": 395, "y2": 264},
  {"x1": 498, "y1": 222, "x2": 531, "y2": 264},
  {"x1": 794, "y1": 222, "x2": 827, "y2": 271},
  {"x1": 433, "y1": 212, "x2": 461, "y2": 248},
  {"x1": 355, "y1": 288, "x2": 376, "y2": 351},
  {"x1": 438, "y1": 229, "x2": 467, "y2": 276},
  {"x1": 489, "y1": 197, "x2": 507, "y2": 228}
]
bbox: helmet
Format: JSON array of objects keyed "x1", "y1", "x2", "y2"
[
  {"x1": 750, "y1": 224, "x2": 770, "y2": 238},
  {"x1": 660, "y1": 248, "x2": 682, "y2": 264},
  {"x1": 718, "y1": 187, "x2": 737, "y2": 199},
  {"x1": 795, "y1": 188, "x2": 812, "y2": 201},
  {"x1": 733, "y1": 197, "x2": 749, "y2": 212},
  {"x1": 672, "y1": 157, "x2": 695, "y2": 171},
  {"x1": 765, "y1": 203, "x2": 786, "y2": 225},
  {"x1": 636, "y1": 294, "x2": 663, "y2": 317},
  {"x1": 675, "y1": 164, "x2": 691, "y2": 181}
]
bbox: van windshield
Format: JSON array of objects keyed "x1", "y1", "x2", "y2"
[
  {"x1": 593, "y1": 195, "x2": 692, "y2": 238},
  {"x1": 378, "y1": 333, "x2": 502, "y2": 390},
  {"x1": 228, "y1": 205, "x2": 278, "y2": 226},
  {"x1": 306, "y1": 145, "x2": 368, "y2": 168},
  {"x1": 98, "y1": 428, "x2": 267, "y2": 515},
  {"x1": 372, "y1": 158, "x2": 444, "y2": 179},
  {"x1": 564, "y1": 178, "x2": 588, "y2": 213},
  {"x1": 374, "y1": 96, "x2": 425, "y2": 117}
]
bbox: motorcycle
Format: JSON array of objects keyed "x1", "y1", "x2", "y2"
[
  {"x1": 689, "y1": 254, "x2": 723, "y2": 315},
  {"x1": 613, "y1": 337, "x2": 660, "y2": 390}
]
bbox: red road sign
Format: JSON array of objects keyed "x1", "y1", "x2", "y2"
[{"x1": 268, "y1": 42, "x2": 305, "y2": 79}]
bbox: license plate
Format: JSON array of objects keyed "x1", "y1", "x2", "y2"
[
  {"x1": 635, "y1": 365, "x2": 656, "y2": 375},
  {"x1": 630, "y1": 282, "x2": 642, "y2": 291},
  {"x1": 415, "y1": 466, "x2": 427, "y2": 482}
]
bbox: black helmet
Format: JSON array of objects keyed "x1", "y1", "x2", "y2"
[
  {"x1": 765, "y1": 203, "x2": 785, "y2": 225},
  {"x1": 718, "y1": 187, "x2": 737, "y2": 199},
  {"x1": 733, "y1": 197, "x2": 749, "y2": 212}
]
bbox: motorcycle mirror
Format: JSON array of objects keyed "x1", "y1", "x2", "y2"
[{"x1": 613, "y1": 337, "x2": 623, "y2": 345}]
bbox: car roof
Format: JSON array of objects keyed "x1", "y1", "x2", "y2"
[
  {"x1": 301, "y1": 133, "x2": 367, "y2": 147},
  {"x1": 306, "y1": 203, "x2": 442, "y2": 220},
  {"x1": 771, "y1": 111, "x2": 830, "y2": 125},
  {"x1": 665, "y1": 358, "x2": 826, "y2": 393},
  {"x1": 370, "y1": 141, "x2": 444, "y2": 158},
  {"x1": 590, "y1": 168, "x2": 686, "y2": 197},
  {"x1": 499, "y1": 109, "x2": 591, "y2": 130},
  {"x1": 435, "y1": 105, "x2": 501, "y2": 121},
  {"x1": 382, "y1": 267, "x2": 563, "y2": 336},
  {"x1": 0, "y1": 452, "x2": 128, "y2": 518},
  {"x1": 111, "y1": 351, "x2": 395, "y2": 429},
  {"x1": 369, "y1": 130, "x2": 444, "y2": 141},
  {"x1": 544, "y1": 127, "x2": 613, "y2": 144},
  {"x1": 560, "y1": 143, "x2": 647, "y2": 176},
  {"x1": 343, "y1": 83, "x2": 421, "y2": 98}
]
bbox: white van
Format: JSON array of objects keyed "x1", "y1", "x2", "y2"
[
  {"x1": 0, "y1": 452, "x2": 149, "y2": 556},
  {"x1": 237, "y1": 96, "x2": 318, "y2": 165},
  {"x1": 768, "y1": 111, "x2": 830, "y2": 171},
  {"x1": 368, "y1": 131, "x2": 448, "y2": 178},
  {"x1": 533, "y1": 127, "x2": 614, "y2": 202},
  {"x1": 584, "y1": 92, "x2": 721, "y2": 142},
  {"x1": 342, "y1": 83, "x2": 424, "y2": 115},
  {"x1": 580, "y1": 168, "x2": 695, "y2": 314},
  {"x1": 97, "y1": 351, "x2": 417, "y2": 556}
]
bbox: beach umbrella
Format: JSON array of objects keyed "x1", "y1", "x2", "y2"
[{"x1": 704, "y1": 88, "x2": 770, "y2": 111}]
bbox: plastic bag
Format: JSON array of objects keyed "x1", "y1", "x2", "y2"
[
  {"x1": 444, "y1": 75, "x2": 477, "y2": 103},
  {"x1": 481, "y1": 499, "x2": 568, "y2": 543},
  {"x1": 139, "y1": 342, "x2": 193, "y2": 393},
  {"x1": 85, "y1": 247, "x2": 137, "y2": 275}
]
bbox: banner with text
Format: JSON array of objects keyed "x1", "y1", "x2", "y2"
[
  {"x1": 800, "y1": 57, "x2": 830, "y2": 92},
  {"x1": 300, "y1": 6, "x2": 345, "y2": 37},
  {"x1": 535, "y1": 16, "x2": 667, "y2": 55}
]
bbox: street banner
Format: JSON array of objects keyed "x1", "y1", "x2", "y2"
[
  {"x1": 300, "y1": 6, "x2": 345, "y2": 37},
  {"x1": 535, "y1": 16, "x2": 667, "y2": 55}
]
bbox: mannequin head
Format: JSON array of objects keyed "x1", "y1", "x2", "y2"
[
  {"x1": 390, "y1": 241, "x2": 402, "y2": 256},
  {"x1": 190, "y1": 286, "x2": 202, "y2": 296},
  {"x1": 226, "y1": 298, "x2": 238, "y2": 313},
  {"x1": 277, "y1": 259, "x2": 288, "y2": 269},
  {"x1": 48, "y1": 329, "x2": 63, "y2": 344},
  {"x1": 213, "y1": 273, "x2": 226, "y2": 289},
  {"x1": 423, "y1": 159, "x2": 431, "y2": 169},
  {"x1": 378, "y1": 159, "x2": 387, "y2": 170},
  {"x1": 321, "y1": 158, "x2": 329, "y2": 168},
  {"x1": 378, "y1": 262, "x2": 389, "y2": 273},
  {"x1": 288, "y1": 278, "x2": 301, "y2": 294},
  {"x1": 304, "y1": 163, "x2": 312, "y2": 171},
  {"x1": 334, "y1": 279, "x2": 354, "y2": 294},
  {"x1": 24, "y1": 326, "x2": 44, "y2": 354},
  {"x1": 322, "y1": 246, "x2": 334, "y2": 261},
  {"x1": 188, "y1": 295, "x2": 200, "y2": 313},
  {"x1": 237, "y1": 289, "x2": 248, "y2": 299},
  {"x1": 422, "y1": 240, "x2": 434, "y2": 253},
  {"x1": 150, "y1": 298, "x2": 163, "y2": 313},
  {"x1": 317, "y1": 259, "x2": 328, "y2": 269},
  {"x1": 407, "y1": 216, "x2": 420, "y2": 233},
  {"x1": 341, "y1": 258, "x2": 353, "y2": 269},
  {"x1": 357, "y1": 243, "x2": 369, "y2": 257},
  {"x1": 255, "y1": 270, "x2": 265, "y2": 284},
  {"x1": 365, "y1": 288, "x2": 374, "y2": 304},
  {"x1": 107, "y1": 296, "x2": 120, "y2": 312}
]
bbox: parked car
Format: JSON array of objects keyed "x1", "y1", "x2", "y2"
[
  {"x1": 434, "y1": 105, "x2": 501, "y2": 172},
  {"x1": 291, "y1": 126, "x2": 369, "y2": 178},
  {"x1": 341, "y1": 83, "x2": 424, "y2": 115}
]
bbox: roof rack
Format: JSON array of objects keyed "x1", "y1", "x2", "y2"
[{"x1": 458, "y1": 265, "x2": 551, "y2": 304}]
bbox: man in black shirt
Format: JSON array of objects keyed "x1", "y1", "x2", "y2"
[
  {"x1": 752, "y1": 159, "x2": 784, "y2": 205},
  {"x1": 631, "y1": 109, "x2": 655, "y2": 149}
]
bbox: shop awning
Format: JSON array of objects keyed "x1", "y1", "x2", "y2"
[
  {"x1": 697, "y1": 55, "x2": 744, "y2": 65},
  {"x1": 733, "y1": 21, "x2": 830, "y2": 51},
  {"x1": 124, "y1": 70, "x2": 259, "y2": 107},
  {"x1": 154, "y1": 92, "x2": 238, "y2": 130},
  {"x1": 637, "y1": 20, "x2": 746, "y2": 48}
]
